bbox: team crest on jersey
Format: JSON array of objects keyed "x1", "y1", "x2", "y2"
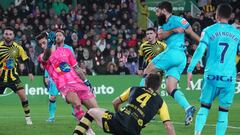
[
  {"x1": 181, "y1": 19, "x2": 188, "y2": 25},
  {"x1": 5, "y1": 58, "x2": 15, "y2": 69},
  {"x1": 58, "y1": 62, "x2": 70, "y2": 72}
]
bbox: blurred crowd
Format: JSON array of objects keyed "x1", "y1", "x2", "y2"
[{"x1": 0, "y1": 0, "x2": 239, "y2": 75}]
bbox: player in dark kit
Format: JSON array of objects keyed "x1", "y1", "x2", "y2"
[
  {"x1": 138, "y1": 27, "x2": 167, "y2": 75},
  {"x1": 0, "y1": 27, "x2": 34, "y2": 125},
  {"x1": 72, "y1": 73, "x2": 175, "y2": 135}
]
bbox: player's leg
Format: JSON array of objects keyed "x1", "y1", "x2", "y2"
[
  {"x1": 66, "y1": 92, "x2": 85, "y2": 120},
  {"x1": 47, "y1": 82, "x2": 58, "y2": 122},
  {"x1": 16, "y1": 88, "x2": 33, "y2": 125},
  {"x1": 195, "y1": 81, "x2": 215, "y2": 135},
  {"x1": 140, "y1": 52, "x2": 166, "y2": 86},
  {"x1": 216, "y1": 83, "x2": 235, "y2": 135},
  {"x1": 73, "y1": 108, "x2": 108, "y2": 135},
  {"x1": 11, "y1": 79, "x2": 32, "y2": 125}
]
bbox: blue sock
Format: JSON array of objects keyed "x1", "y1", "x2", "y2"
[
  {"x1": 216, "y1": 111, "x2": 228, "y2": 135},
  {"x1": 171, "y1": 89, "x2": 191, "y2": 110},
  {"x1": 49, "y1": 100, "x2": 56, "y2": 119},
  {"x1": 139, "y1": 74, "x2": 147, "y2": 86},
  {"x1": 195, "y1": 107, "x2": 209, "y2": 134},
  {"x1": 139, "y1": 77, "x2": 145, "y2": 86}
]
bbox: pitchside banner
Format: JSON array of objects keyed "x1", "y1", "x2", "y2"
[{"x1": 1, "y1": 75, "x2": 240, "y2": 99}]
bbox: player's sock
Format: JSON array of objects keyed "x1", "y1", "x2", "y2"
[
  {"x1": 195, "y1": 107, "x2": 209, "y2": 134},
  {"x1": 74, "y1": 106, "x2": 85, "y2": 120},
  {"x1": 22, "y1": 100, "x2": 30, "y2": 117},
  {"x1": 49, "y1": 99, "x2": 56, "y2": 119},
  {"x1": 171, "y1": 89, "x2": 190, "y2": 110},
  {"x1": 216, "y1": 109, "x2": 228, "y2": 135},
  {"x1": 139, "y1": 74, "x2": 147, "y2": 86},
  {"x1": 73, "y1": 112, "x2": 94, "y2": 135}
]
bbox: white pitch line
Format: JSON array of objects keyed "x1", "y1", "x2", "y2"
[{"x1": 151, "y1": 120, "x2": 240, "y2": 130}]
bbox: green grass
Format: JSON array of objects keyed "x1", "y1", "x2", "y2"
[
  {"x1": 0, "y1": 91, "x2": 239, "y2": 135},
  {"x1": 0, "y1": 76, "x2": 240, "y2": 135}
]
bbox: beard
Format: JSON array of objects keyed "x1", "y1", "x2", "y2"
[
  {"x1": 4, "y1": 37, "x2": 13, "y2": 44},
  {"x1": 158, "y1": 14, "x2": 167, "y2": 26},
  {"x1": 56, "y1": 38, "x2": 63, "y2": 44}
]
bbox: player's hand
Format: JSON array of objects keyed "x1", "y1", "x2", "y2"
[
  {"x1": 84, "y1": 80, "x2": 94, "y2": 93},
  {"x1": 138, "y1": 70, "x2": 144, "y2": 76},
  {"x1": 187, "y1": 72, "x2": 192, "y2": 88},
  {"x1": 47, "y1": 31, "x2": 56, "y2": 48},
  {"x1": 173, "y1": 27, "x2": 185, "y2": 33},
  {"x1": 28, "y1": 73, "x2": 34, "y2": 81}
]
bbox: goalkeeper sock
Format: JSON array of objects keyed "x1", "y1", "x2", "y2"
[
  {"x1": 49, "y1": 99, "x2": 56, "y2": 119},
  {"x1": 195, "y1": 107, "x2": 209, "y2": 134},
  {"x1": 171, "y1": 89, "x2": 191, "y2": 110},
  {"x1": 22, "y1": 100, "x2": 30, "y2": 117},
  {"x1": 73, "y1": 112, "x2": 94, "y2": 135},
  {"x1": 74, "y1": 105, "x2": 85, "y2": 120},
  {"x1": 216, "y1": 109, "x2": 228, "y2": 135}
]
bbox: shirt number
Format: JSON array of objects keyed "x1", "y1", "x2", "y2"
[
  {"x1": 136, "y1": 93, "x2": 151, "y2": 108},
  {"x1": 219, "y1": 42, "x2": 229, "y2": 63}
]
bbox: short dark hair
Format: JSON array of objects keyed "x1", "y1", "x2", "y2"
[
  {"x1": 216, "y1": 3, "x2": 232, "y2": 19},
  {"x1": 55, "y1": 29, "x2": 65, "y2": 35},
  {"x1": 158, "y1": 1, "x2": 172, "y2": 13},
  {"x1": 145, "y1": 73, "x2": 162, "y2": 91},
  {"x1": 3, "y1": 26, "x2": 15, "y2": 33},
  {"x1": 36, "y1": 32, "x2": 47, "y2": 41},
  {"x1": 146, "y1": 27, "x2": 156, "y2": 32}
]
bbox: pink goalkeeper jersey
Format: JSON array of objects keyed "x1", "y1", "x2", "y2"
[{"x1": 38, "y1": 47, "x2": 86, "y2": 89}]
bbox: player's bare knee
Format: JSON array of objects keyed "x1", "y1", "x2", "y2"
[{"x1": 49, "y1": 96, "x2": 56, "y2": 101}]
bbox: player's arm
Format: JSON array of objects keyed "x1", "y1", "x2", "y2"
[
  {"x1": 158, "y1": 101, "x2": 175, "y2": 135},
  {"x1": 72, "y1": 61, "x2": 93, "y2": 90},
  {"x1": 158, "y1": 29, "x2": 175, "y2": 40},
  {"x1": 112, "y1": 87, "x2": 130, "y2": 112},
  {"x1": 19, "y1": 45, "x2": 34, "y2": 80},
  {"x1": 185, "y1": 26, "x2": 200, "y2": 43},
  {"x1": 138, "y1": 44, "x2": 145, "y2": 71},
  {"x1": 73, "y1": 64, "x2": 87, "y2": 81},
  {"x1": 187, "y1": 31, "x2": 208, "y2": 85},
  {"x1": 42, "y1": 32, "x2": 55, "y2": 62}
]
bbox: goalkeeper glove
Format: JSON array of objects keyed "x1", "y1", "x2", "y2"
[
  {"x1": 47, "y1": 31, "x2": 56, "y2": 48},
  {"x1": 84, "y1": 80, "x2": 94, "y2": 93}
]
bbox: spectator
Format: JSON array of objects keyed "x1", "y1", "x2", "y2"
[
  {"x1": 136, "y1": 0, "x2": 149, "y2": 31},
  {"x1": 105, "y1": 48, "x2": 119, "y2": 65},
  {"x1": 117, "y1": 61, "x2": 130, "y2": 75},
  {"x1": 106, "y1": 62, "x2": 118, "y2": 75}
]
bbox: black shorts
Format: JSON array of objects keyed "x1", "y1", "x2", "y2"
[
  {"x1": 0, "y1": 78, "x2": 24, "y2": 94},
  {"x1": 102, "y1": 111, "x2": 138, "y2": 135}
]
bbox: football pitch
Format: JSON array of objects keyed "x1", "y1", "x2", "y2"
[{"x1": 0, "y1": 76, "x2": 240, "y2": 135}]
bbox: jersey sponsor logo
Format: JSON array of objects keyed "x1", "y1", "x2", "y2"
[
  {"x1": 5, "y1": 58, "x2": 15, "y2": 69},
  {"x1": 207, "y1": 75, "x2": 233, "y2": 82},
  {"x1": 59, "y1": 62, "x2": 70, "y2": 72},
  {"x1": 181, "y1": 19, "x2": 188, "y2": 25}
]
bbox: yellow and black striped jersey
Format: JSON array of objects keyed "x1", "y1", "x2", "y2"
[
  {"x1": 0, "y1": 41, "x2": 28, "y2": 82},
  {"x1": 203, "y1": 4, "x2": 215, "y2": 13},
  {"x1": 139, "y1": 40, "x2": 166, "y2": 65},
  {"x1": 119, "y1": 87, "x2": 170, "y2": 126},
  {"x1": 237, "y1": 55, "x2": 240, "y2": 64}
]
